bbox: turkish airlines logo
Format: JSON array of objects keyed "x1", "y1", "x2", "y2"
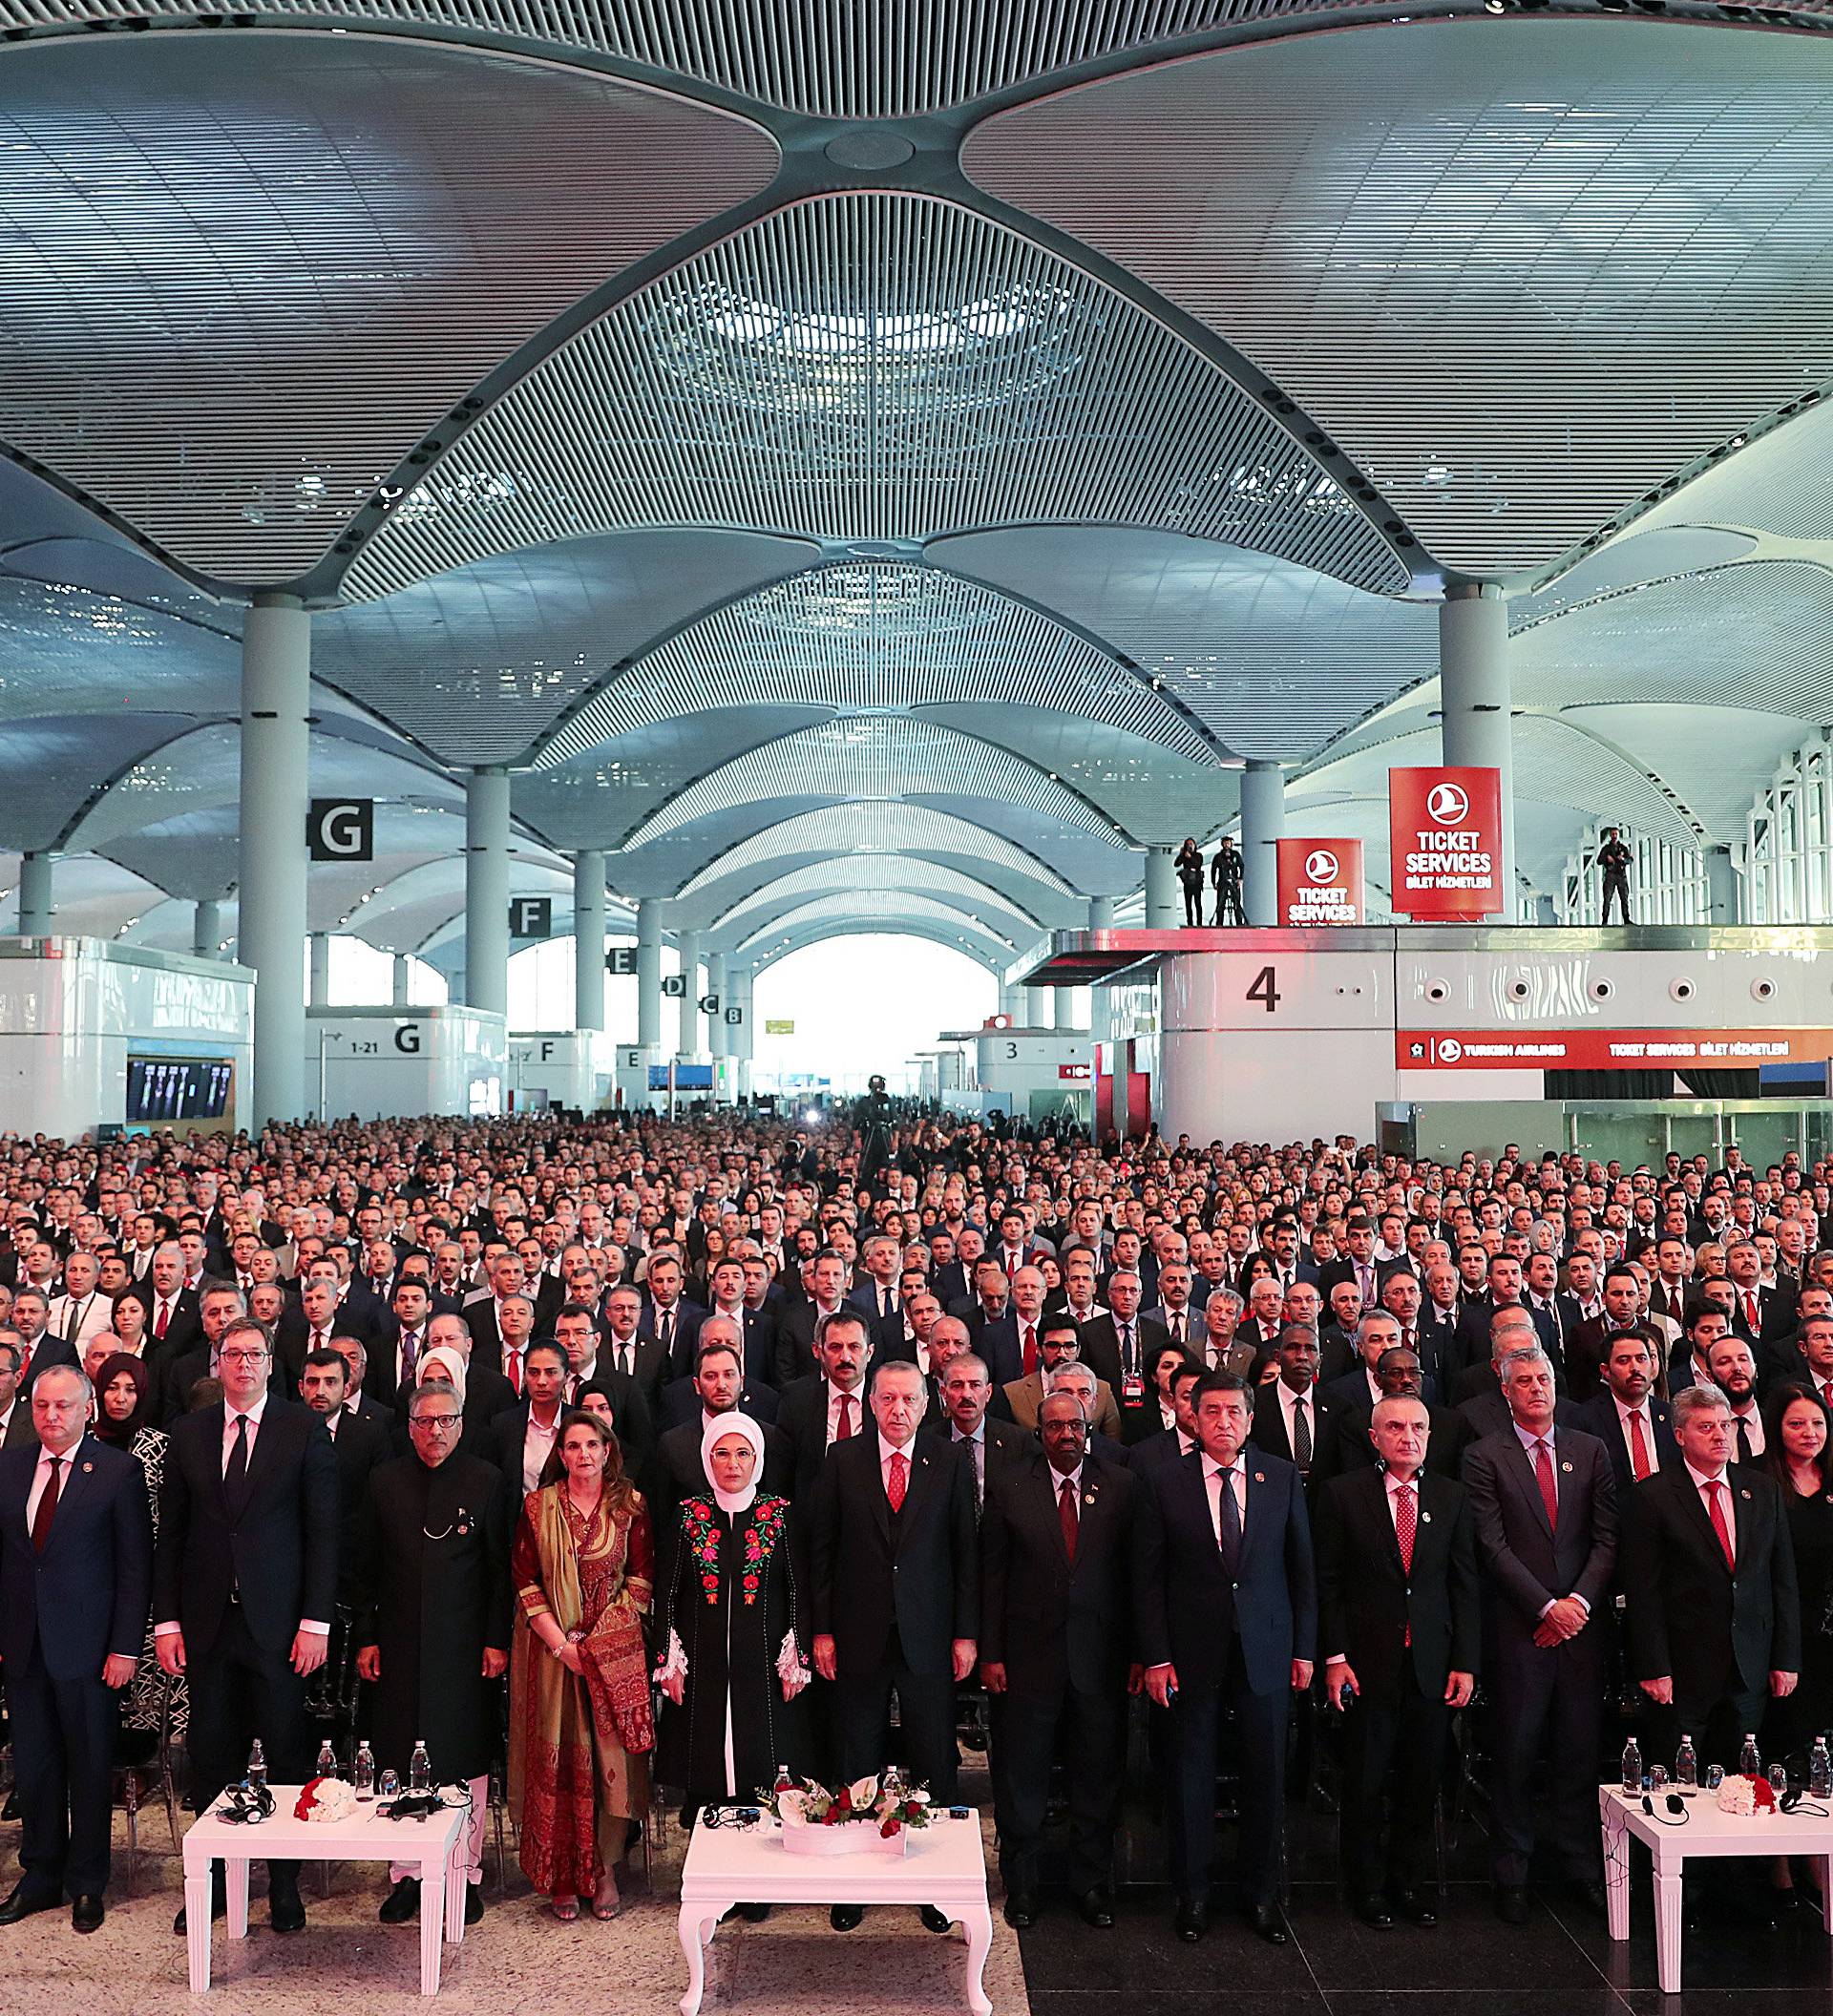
[
  {"x1": 1426, "y1": 782, "x2": 1470, "y2": 826},
  {"x1": 1303, "y1": 849, "x2": 1339, "y2": 885}
]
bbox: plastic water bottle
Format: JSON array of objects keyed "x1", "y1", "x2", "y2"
[
  {"x1": 1620, "y1": 1736, "x2": 1643, "y2": 1796},
  {"x1": 354, "y1": 1742, "x2": 376, "y2": 1801},
  {"x1": 410, "y1": 1738, "x2": 432, "y2": 1795},
  {"x1": 1739, "y1": 1732, "x2": 1762, "y2": 1778},
  {"x1": 772, "y1": 1761, "x2": 793, "y2": 1797},
  {"x1": 1674, "y1": 1734, "x2": 1697, "y2": 1790},
  {"x1": 1810, "y1": 1737, "x2": 1831, "y2": 1800},
  {"x1": 315, "y1": 1738, "x2": 338, "y2": 1780},
  {"x1": 246, "y1": 1738, "x2": 267, "y2": 1789}
]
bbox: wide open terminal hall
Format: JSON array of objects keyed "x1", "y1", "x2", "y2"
[{"x1": 5, "y1": 7, "x2": 1833, "y2": 2016}]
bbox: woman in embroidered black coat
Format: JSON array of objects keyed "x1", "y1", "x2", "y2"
[{"x1": 652, "y1": 1414, "x2": 811, "y2": 1814}]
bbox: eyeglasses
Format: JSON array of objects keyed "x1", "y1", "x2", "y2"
[
  {"x1": 411, "y1": 1415, "x2": 461, "y2": 1432},
  {"x1": 219, "y1": 1348, "x2": 269, "y2": 1364}
]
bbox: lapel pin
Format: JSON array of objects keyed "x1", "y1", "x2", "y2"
[
  {"x1": 1084, "y1": 1491, "x2": 1096, "y2": 1506},
  {"x1": 1421, "y1": 1510, "x2": 1433, "y2": 1523},
  {"x1": 1254, "y1": 1471, "x2": 1266, "y2": 1483},
  {"x1": 82, "y1": 1461, "x2": 94, "y2": 1473},
  {"x1": 1561, "y1": 1461, "x2": 1573, "y2": 1474},
  {"x1": 1741, "y1": 1488, "x2": 1752, "y2": 1501}
]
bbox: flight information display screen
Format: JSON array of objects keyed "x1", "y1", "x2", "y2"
[{"x1": 125, "y1": 1057, "x2": 234, "y2": 1123}]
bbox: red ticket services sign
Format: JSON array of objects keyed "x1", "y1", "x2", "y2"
[
  {"x1": 1276, "y1": 838, "x2": 1363, "y2": 926},
  {"x1": 1398, "y1": 1029, "x2": 1833, "y2": 1071},
  {"x1": 1389, "y1": 766, "x2": 1504, "y2": 918}
]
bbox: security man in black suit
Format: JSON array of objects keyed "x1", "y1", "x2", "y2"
[
  {"x1": 1316, "y1": 1394, "x2": 1479, "y2": 1927},
  {"x1": 0, "y1": 1364, "x2": 152, "y2": 1932},
  {"x1": 1622, "y1": 1378, "x2": 1801, "y2": 1771},
  {"x1": 981, "y1": 1389, "x2": 1135, "y2": 1930},
  {"x1": 1134, "y1": 1370, "x2": 1316, "y2": 1946},
  {"x1": 809, "y1": 1357, "x2": 978, "y2": 1934},
  {"x1": 1317, "y1": 1341, "x2": 1472, "y2": 1483},
  {"x1": 1596, "y1": 826, "x2": 1633, "y2": 924},
  {"x1": 155, "y1": 1317, "x2": 339, "y2": 1936}
]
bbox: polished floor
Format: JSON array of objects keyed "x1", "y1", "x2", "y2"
[{"x1": 4, "y1": 1754, "x2": 1833, "y2": 2012}]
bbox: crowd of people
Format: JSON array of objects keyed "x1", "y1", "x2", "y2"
[{"x1": 0, "y1": 1108, "x2": 1827, "y2": 1956}]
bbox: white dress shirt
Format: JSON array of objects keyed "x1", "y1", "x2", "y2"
[
  {"x1": 878, "y1": 1431, "x2": 916, "y2": 1498},
  {"x1": 521, "y1": 1406, "x2": 562, "y2": 1494},
  {"x1": 25, "y1": 1437, "x2": 79, "y2": 1531},
  {"x1": 1278, "y1": 1379, "x2": 1317, "y2": 1459}
]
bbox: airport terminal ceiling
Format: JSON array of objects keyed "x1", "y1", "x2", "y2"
[{"x1": 3, "y1": 3, "x2": 1833, "y2": 953}]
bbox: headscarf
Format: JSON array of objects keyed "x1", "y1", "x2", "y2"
[
  {"x1": 700, "y1": 1408, "x2": 766, "y2": 1516},
  {"x1": 416, "y1": 1342, "x2": 468, "y2": 1407},
  {"x1": 91, "y1": 1350, "x2": 153, "y2": 1447}
]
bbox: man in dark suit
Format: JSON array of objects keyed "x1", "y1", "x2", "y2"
[
  {"x1": 775, "y1": 1307, "x2": 874, "y2": 1502},
  {"x1": 1622, "y1": 1379, "x2": 1801, "y2": 1772},
  {"x1": 1076, "y1": 1270, "x2": 1169, "y2": 1440},
  {"x1": 0, "y1": 1334, "x2": 37, "y2": 1448},
  {"x1": 809, "y1": 1358, "x2": 979, "y2": 1934},
  {"x1": 920, "y1": 1351, "x2": 1032, "y2": 1510},
  {"x1": 976, "y1": 1264, "x2": 1046, "y2": 1391},
  {"x1": 1317, "y1": 1217, "x2": 1382, "y2": 1315},
  {"x1": 981, "y1": 1390, "x2": 1135, "y2": 1929},
  {"x1": 1724, "y1": 1236, "x2": 1797, "y2": 1354},
  {"x1": 772, "y1": 1252, "x2": 853, "y2": 1388},
  {"x1": 0, "y1": 1364, "x2": 152, "y2": 1932},
  {"x1": 1133, "y1": 1370, "x2": 1316, "y2": 1945},
  {"x1": 650, "y1": 1334, "x2": 791, "y2": 1526},
  {"x1": 1250, "y1": 1323, "x2": 1335, "y2": 1485},
  {"x1": 1462, "y1": 1343, "x2": 1617, "y2": 1924},
  {"x1": 1451, "y1": 1255, "x2": 1554, "y2": 1381},
  {"x1": 638, "y1": 1251, "x2": 707, "y2": 1380},
  {"x1": 1139, "y1": 1357, "x2": 1206, "y2": 1475},
  {"x1": 1565, "y1": 1268, "x2": 1653, "y2": 1404},
  {"x1": 1317, "y1": 1394, "x2": 1479, "y2": 1925},
  {"x1": 366, "y1": 1275, "x2": 436, "y2": 1414},
  {"x1": 1572, "y1": 1329, "x2": 1677, "y2": 1497},
  {"x1": 155, "y1": 1317, "x2": 339, "y2": 1936},
  {"x1": 8, "y1": 1291, "x2": 77, "y2": 1395},
  {"x1": 124, "y1": 1243, "x2": 202, "y2": 1359},
  {"x1": 1317, "y1": 1341, "x2": 1471, "y2": 1483},
  {"x1": 592, "y1": 1283, "x2": 671, "y2": 1405},
  {"x1": 297, "y1": 1346, "x2": 389, "y2": 1599}
]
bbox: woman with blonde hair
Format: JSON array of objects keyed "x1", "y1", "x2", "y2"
[{"x1": 509, "y1": 1410, "x2": 654, "y2": 1920}]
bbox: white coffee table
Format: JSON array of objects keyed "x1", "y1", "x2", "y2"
[
  {"x1": 677, "y1": 1809, "x2": 994, "y2": 2016},
  {"x1": 181, "y1": 1785, "x2": 471, "y2": 1996},
  {"x1": 1599, "y1": 1783, "x2": 1833, "y2": 1992}
]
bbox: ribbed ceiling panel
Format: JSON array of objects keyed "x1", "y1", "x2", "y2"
[
  {"x1": 712, "y1": 853, "x2": 1041, "y2": 937},
  {"x1": 0, "y1": 713, "x2": 198, "y2": 850},
  {"x1": 733, "y1": 889, "x2": 1019, "y2": 956},
  {"x1": 933, "y1": 527, "x2": 1435, "y2": 762},
  {"x1": 964, "y1": 20, "x2": 1833, "y2": 581},
  {"x1": 1641, "y1": 396, "x2": 1833, "y2": 541},
  {"x1": 346, "y1": 195, "x2": 1405, "y2": 599},
  {"x1": 676, "y1": 802, "x2": 1071, "y2": 897},
  {"x1": 313, "y1": 529, "x2": 810, "y2": 763},
  {"x1": 623, "y1": 715, "x2": 1118, "y2": 848},
  {"x1": 538, "y1": 560, "x2": 1220, "y2": 767},
  {"x1": 0, "y1": 37, "x2": 777, "y2": 584},
  {"x1": 1513, "y1": 560, "x2": 1833, "y2": 723},
  {"x1": 0, "y1": 2, "x2": 1303, "y2": 118},
  {"x1": 0, "y1": 573, "x2": 239, "y2": 719}
]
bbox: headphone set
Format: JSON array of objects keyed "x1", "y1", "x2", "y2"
[{"x1": 217, "y1": 1779, "x2": 276, "y2": 1826}]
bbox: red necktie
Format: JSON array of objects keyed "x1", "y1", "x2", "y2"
[
  {"x1": 1629, "y1": 1411, "x2": 1654, "y2": 1481},
  {"x1": 1395, "y1": 1482, "x2": 1416, "y2": 1646},
  {"x1": 506, "y1": 1350, "x2": 521, "y2": 1397},
  {"x1": 835, "y1": 1393, "x2": 854, "y2": 1440},
  {"x1": 1705, "y1": 1479, "x2": 1736, "y2": 1570},
  {"x1": 1822, "y1": 1381, "x2": 1833, "y2": 1415},
  {"x1": 31, "y1": 1454, "x2": 61, "y2": 1553},
  {"x1": 887, "y1": 1450, "x2": 908, "y2": 1513},
  {"x1": 1058, "y1": 1476, "x2": 1079, "y2": 1564},
  {"x1": 1746, "y1": 1292, "x2": 1759, "y2": 1333},
  {"x1": 154, "y1": 1299, "x2": 169, "y2": 1341},
  {"x1": 1534, "y1": 1438, "x2": 1559, "y2": 1532},
  {"x1": 1022, "y1": 1324, "x2": 1037, "y2": 1376}
]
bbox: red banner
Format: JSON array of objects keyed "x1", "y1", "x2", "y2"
[
  {"x1": 1276, "y1": 837, "x2": 1364, "y2": 926},
  {"x1": 1388, "y1": 766, "x2": 1504, "y2": 918},
  {"x1": 1058, "y1": 1062, "x2": 1090, "y2": 1082},
  {"x1": 1397, "y1": 1028, "x2": 1833, "y2": 1071}
]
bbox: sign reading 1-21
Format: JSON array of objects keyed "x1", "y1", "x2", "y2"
[{"x1": 1247, "y1": 965, "x2": 1281, "y2": 1014}]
